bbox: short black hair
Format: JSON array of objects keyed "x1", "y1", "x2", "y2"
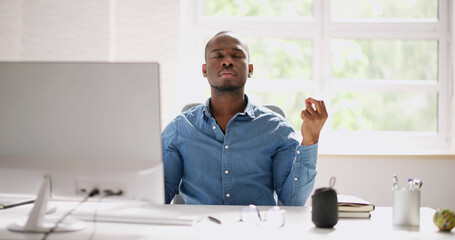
[{"x1": 204, "y1": 31, "x2": 250, "y2": 63}]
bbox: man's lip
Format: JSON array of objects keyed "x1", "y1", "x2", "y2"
[
  {"x1": 218, "y1": 70, "x2": 236, "y2": 76},
  {"x1": 220, "y1": 73, "x2": 234, "y2": 76}
]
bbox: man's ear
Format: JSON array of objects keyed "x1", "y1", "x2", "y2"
[
  {"x1": 202, "y1": 64, "x2": 207, "y2": 77},
  {"x1": 248, "y1": 64, "x2": 254, "y2": 78}
]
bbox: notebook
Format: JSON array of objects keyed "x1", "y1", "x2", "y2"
[{"x1": 338, "y1": 195, "x2": 375, "y2": 212}]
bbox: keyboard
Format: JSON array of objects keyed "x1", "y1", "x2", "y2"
[{"x1": 71, "y1": 203, "x2": 200, "y2": 226}]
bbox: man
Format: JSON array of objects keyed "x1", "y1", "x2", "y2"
[{"x1": 162, "y1": 31, "x2": 328, "y2": 205}]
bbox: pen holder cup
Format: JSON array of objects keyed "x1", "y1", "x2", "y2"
[{"x1": 393, "y1": 190, "x2": 420, "y2": 226}]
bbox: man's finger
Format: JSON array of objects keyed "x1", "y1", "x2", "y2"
[
  {"x1": 313, "y1": 100, "x2": 323, "y2": 113},
  {"x1": 301, "y1": 109, "x2": 311, "y2": 119},
  {"x1": 305, "y1": 103, "x2": 316, "y2": 116},
  {"x1": 306, "y1": 98, "x2": 324, "y2": 110},
  {"x1": 305, "y1": 97, "x2": 322, "y2": 106},
  {"x1": 321, "y1": 100, "x2": 328, "y2": 118},
  {"x1": 314, "y1": 100, "x2": 328, "y2": 119},
  {"x1": 305, "y1": 98, "x2": 320, "y2": 116}
]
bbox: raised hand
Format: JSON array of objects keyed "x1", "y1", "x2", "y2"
[{"x1": 300, "y1": 97, "x2": 328, "y2": 145}]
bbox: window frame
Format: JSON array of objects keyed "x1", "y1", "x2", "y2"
[{"x1": 180, "y1": 0, "x2": 454, "y2": 155}]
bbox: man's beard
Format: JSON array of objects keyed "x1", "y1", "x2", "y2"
[{"x1": 210, "y1": 82, "x2": 244, "y2": 92}]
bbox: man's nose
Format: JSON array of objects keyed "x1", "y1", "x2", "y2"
[
  {"x1": 222, "y1": 62, "x2": 233, "y2": 67},
  {"x1": 221, "y1": 57, "x2": 234, "y2": 67}
]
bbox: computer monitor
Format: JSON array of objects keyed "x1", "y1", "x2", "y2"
[{"x1": 0, "y1": 62, "x2": 164, "y2": 204}]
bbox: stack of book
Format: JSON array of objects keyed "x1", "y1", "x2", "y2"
[{"x1": 338, "y1": 195, "x2": 375, "y2": 219}]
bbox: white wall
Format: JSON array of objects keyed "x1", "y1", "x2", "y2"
[
  {"x1": 0, "y1": 0, "x2": 181, "y2": 125},
  {"x1": 0, "y1": 0, "x2": 111, "y2": 60},
  {"x1": 314, "y1": 155, "x2": 455, "y2": 210},
  {"x1": 114, "y1": 0, "x2": 181, "y2": 124}
]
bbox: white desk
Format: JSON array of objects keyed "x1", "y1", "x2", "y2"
[{"x1": 0, "y1": 199, "x2": 453, "y2": 240}]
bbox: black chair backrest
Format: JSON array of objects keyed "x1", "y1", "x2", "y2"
[{"x1": 181, "y1": 103, "x2": 286, "y2": 118}]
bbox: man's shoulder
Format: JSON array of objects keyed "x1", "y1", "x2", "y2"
[
  {"x1": 250, "y1": 105, "x2": 299, "y2": 144},
  {"x1": 163, "y1": 107, "x2": 202, "y2": 137},
  {"x1": 166, "y1": 104, "x2": 205, "y2": 128},
  {"x1": 181, "y1": 104, "x2": 205, "y2": 120},
  {"x1": 253, "y1": 104, "x2": 287, "y2": 122},
  {"x1": 251, "y1": 105, "x2": 295, "y2": 133},
  {"x1": 181, "y1": 103, "x2": 204, "y2": 114}
]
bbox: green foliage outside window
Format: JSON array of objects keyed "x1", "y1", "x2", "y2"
[
  {"x1": 203, "y1": 0, "x2": 440, "y2": 133},
  {"x1": 247, "y1": 37, "x2": 312, "y2": 79},
  {"x1": 331, "y1": 39, "x2": 438, "y2": 81},
  {"x1": 331, "y1": 91, "x2": 437, "y2": 132}
]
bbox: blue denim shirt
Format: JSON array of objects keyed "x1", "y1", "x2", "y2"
[{"x1": 162, "y1": 95, "x2": 318, "y2": 206}]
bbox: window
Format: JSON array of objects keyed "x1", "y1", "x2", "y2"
[{"x1": 181, "y1": 0, "x2": 452, "y2": 154}]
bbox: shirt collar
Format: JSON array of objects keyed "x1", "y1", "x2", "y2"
[
  {"x1": 202, "y1": 98, "x2": 212, "y2": 118},
  {"x1": 202, "y1": 94, "x2": 256, "y2": 119}
]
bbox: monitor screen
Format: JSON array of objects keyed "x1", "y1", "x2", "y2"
[{"x1": 0, "y1": 62, "x2": 164, "y2": 203}]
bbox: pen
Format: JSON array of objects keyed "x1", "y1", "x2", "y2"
[
  {"x1": 0, "y1": 199, "x2": 35, "y2": 209},
  {"x1": 207, "y1": 216, "x2": 222, "y2": 224},
  {"x1": 412, "y1": 179, "x2": 422, "y2": 191},
  {"x1": 392, "y1": 174, "x2": 400, "y2": 191}
]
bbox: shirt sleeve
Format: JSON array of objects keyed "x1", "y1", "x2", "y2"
[
  {"x1": 274, "y1": 137, "x2": 318, "y2": 206},
  {"x1": 162, "y1": 117, "x2": 184, "y2": 204}
]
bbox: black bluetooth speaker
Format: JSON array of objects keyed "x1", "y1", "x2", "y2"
[{"x1": 311, "y1": 187, "x2": 338, "y2": 228}]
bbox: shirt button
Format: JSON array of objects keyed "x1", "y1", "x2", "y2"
[
  {"x1": 296, "y1": 150, "x2": 301, "y2": 154},
  {"x1": 225, "y1": 145, "x2": 229, "y2": 149},
  {"x1": 294, "y1": 177, "x2": 299, "y2": 181},
  {"x1": 226, "y1": 193, "x2": 230, "y2": 198},
  {"x1": 225, "y1": 170, "x2": 229, "y2": 174},
  {"x1": 212, "y1": 126, "x2": 216, "y2": 130}
]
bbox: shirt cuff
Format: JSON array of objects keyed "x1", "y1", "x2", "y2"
[{"x1": 296, "y1": 142, "x2": 318, "y2": 163}]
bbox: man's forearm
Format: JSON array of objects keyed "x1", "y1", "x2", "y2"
[{"x1": 278, "y1": 143, "x2": 318, "y2": 206}]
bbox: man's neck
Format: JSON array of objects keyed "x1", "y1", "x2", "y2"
[
  {"x1": 209, "y1": 91, "x2": 246, "y2": 133},
  {"x1": 209, "y1": 92, "x2": 246, "y2": 117}
]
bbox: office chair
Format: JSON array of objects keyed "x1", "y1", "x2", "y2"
[
  {"x1": 180, "y1": 103, "x2": 286, "y2": 118},
  {"x1": 171, "y1": 103, "x2": 286, "y2": 205}
]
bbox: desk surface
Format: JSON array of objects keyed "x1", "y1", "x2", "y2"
[{"x1": 0, "y1": 199, "x2": 453, "y2": 240}]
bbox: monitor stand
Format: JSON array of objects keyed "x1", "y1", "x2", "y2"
[{"x1": 7, "y1": 175, "x2": 86, "y2": 233}]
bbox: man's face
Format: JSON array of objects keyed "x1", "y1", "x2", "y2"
[{"x1": 202, "y1": 34, "x2": 253, "y2": 93}]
